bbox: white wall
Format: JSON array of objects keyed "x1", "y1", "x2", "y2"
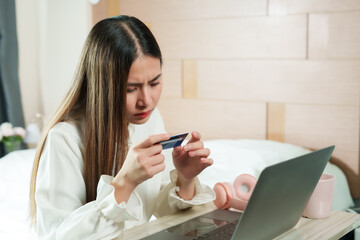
[
  {"x1": 16, "y1": 0, "x2": 92, "y2": 126},
  {"x1": 16, "y1": 0, "x2": 42, "y2": 125}
]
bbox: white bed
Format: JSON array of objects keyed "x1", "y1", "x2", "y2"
[{"x1": 0, "y1": 139, "x2": 354, "y2": 239}]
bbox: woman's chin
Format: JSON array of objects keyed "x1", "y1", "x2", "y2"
[{"x1": 128, "y1": 115, "x2": 151, "y2": 125}]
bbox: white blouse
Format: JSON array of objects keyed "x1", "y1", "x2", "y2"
[{"x1": 35, "y1": 108, "x2": 215, "y2": 239}]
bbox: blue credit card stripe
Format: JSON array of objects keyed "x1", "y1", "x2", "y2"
[
  {"x1": 160, "y1": 138, "x2": 184, "y2": 145},
  {"x1": 162, "y1": 141, "x2": 183, "y2": 150}
]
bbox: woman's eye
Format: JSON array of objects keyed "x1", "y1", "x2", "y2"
[
  {"x1": 150, "y1": 82, "x2": 160, "y2": 87},
  {"x1": 127, "y1": 87, "x2": 136, "y2": 93}
]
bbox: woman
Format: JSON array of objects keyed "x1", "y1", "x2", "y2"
[{"x1": 29, "y1": 15, "x2": 215, "y2": 239}]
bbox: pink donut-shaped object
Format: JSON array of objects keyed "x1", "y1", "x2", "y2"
[
  {"x1": 233, "y1": 174, "x2": 257, "y2": 201},
  {"x1": 222, "y1": 182, "x2": 235, "y2": 209},
  {"x1": 213, "y1": 183, "x2": 228, "y2": 209},
  {"x1": 229, "y1": 198, "x2": 248, "y2": 211},
  {"x1": 213, "y1": 182, "x2": 234, "y2": 209}
]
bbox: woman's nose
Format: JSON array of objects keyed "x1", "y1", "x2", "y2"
[{"x1": 137, "y1": 88, "x2": 151, "y2": 107}]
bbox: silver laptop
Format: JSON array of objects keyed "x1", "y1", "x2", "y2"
[{"x1": 143, "y1": 145, "x2": 335, "y2": 240}]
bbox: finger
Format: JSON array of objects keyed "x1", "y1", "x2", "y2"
[
  {"x1": 201, "y1": 157, "x2": 213, "y2": 164},
  {"x1": 187, "y1": 131, "x2": 201, "y2": 144},
  {"x1": 200, "y1": 158, "x2": 214, "y2": 168},
  {"x1": 172, "y1": 146, "x2": 182, "y2": 156},
  {"x1": 188, "y1": 148, "x2": 210, "y2": 158},
  {"x1": 183, "y1": 140, "x2": 204, "y2": 151},
  {"x1": 138, "y1": 134, "x2": 170, "y2": 148},
  {"x1": 148, "y1": 162, "x2": 166, "y2": 177},
  {"x1": 144, "y1": 144, "x2": 164, "y2": 157},
  {"x1": 149, "y1": 154, "x2": 165, "y2": 166}
]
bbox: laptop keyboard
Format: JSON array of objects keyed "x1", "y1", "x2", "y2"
[{"x1": 194, "y1": 220, "x2": 238, "y2": 240}]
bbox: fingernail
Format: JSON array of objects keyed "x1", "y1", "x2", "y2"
[{"x1": 183, "y1": 146, "x2": 189, "y2": 151}]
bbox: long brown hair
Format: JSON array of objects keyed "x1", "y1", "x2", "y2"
[{"x1": 29, "y1": 15, "x2": 162, "y2": 225}]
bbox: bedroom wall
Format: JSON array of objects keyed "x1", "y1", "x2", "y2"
[
  {"x1": 37, "y1": 0, "x2": 91, "y2": 124},
  {"x1": 15, "y1": 0, "x2": 360, "y2": 197},
  {"x1": 15, "y1": 0, "x2": 42, "y2": 126},
  {"x1": 16, "y1": 0, "x2": 92, "y2": 126},
  {"x1": 116, "y1": 0, "x2": 360, "y2": 197}
]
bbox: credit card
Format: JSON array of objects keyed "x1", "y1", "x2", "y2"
[{"x1": 158, "y1": 133, "x2": 188, "y2": 150}]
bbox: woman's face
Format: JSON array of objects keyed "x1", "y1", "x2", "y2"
[{"x1": 126, "y1": 56, "x2": 162, "y2": 124}]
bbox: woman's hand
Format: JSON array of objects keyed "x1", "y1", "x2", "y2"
[
  {"x1": 111, "y1": 133, "x2": 170, "y2": 203},
  {"x1": 172, "y1": 131, "x2": 213, "y2": 199}
]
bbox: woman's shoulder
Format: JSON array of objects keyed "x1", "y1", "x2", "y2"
[
  {"x1": 47, "y1": 121, "x2": 84, "y2": 152},
  {"x1": 38, "y1": 121, "x2": 85, "y2": 195},
  {"x1": 49, "y1": 121, "x2": 82, "y2": 139}
]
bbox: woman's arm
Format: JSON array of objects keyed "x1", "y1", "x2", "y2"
[
  {"x1": 176, "y1": 174, "x2": 196, "y2": 200},
  {"x1": 146, "y1": 109, "x2": 215, "y2": 216},
  {"x1": 153, "y1": 169, "x2": 216, "y2": 218},
  {"x1": 36, "y1": 123, "x2": 142, "y2": 239},
  {"x1": 110, "y1": 134, "x2": 170, "y2": 204},
  {"x1": 172, "y1": 131, "x2": 213, "y2": 199}
]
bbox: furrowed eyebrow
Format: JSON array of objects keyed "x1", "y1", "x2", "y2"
[
  {"x1": 149, "y1": 73, "x2": 162, "y2": 83},
  {"x1": 127, "y1": 73, "x2": 162, "y2": 86}
]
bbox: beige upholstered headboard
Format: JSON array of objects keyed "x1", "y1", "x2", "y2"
[{"x1": 93, "y1": 0, "x2": 360, "y2": 198}]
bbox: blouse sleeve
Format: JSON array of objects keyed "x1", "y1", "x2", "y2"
[
  {"x1": 154, "y1": 169, "x2": 216, "y2": 218},
  {"x1": 35, "y1": 123, "x2": 142, "y2": 240}
]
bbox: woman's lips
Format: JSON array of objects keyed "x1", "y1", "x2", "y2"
[{"x1": 135, "y1": 111, "x2": 151, "y2": 118}]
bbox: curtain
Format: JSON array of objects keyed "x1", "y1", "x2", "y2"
[{"x1": 0, "y1": 0, "x2": 24, "y2": 157}]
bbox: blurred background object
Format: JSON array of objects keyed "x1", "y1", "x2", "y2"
[{"x1": 24, "y1": 113, "x2": 43, "y2": 149}]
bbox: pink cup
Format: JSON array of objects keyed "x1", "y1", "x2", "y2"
[{"x1": 303, "y1": 173, "x2": 335, "y2": 219}]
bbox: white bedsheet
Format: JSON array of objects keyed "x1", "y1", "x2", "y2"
[
  {"x1": 0, "y1": 149, "x2": 36, "y2": 240},
  {"x1": 0, "y1": 140, "x2": 355, "y2": 239}
]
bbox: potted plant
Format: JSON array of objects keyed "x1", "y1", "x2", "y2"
[{"x1": 0, "y1": 122, "x2": 26, "y2": 154}]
